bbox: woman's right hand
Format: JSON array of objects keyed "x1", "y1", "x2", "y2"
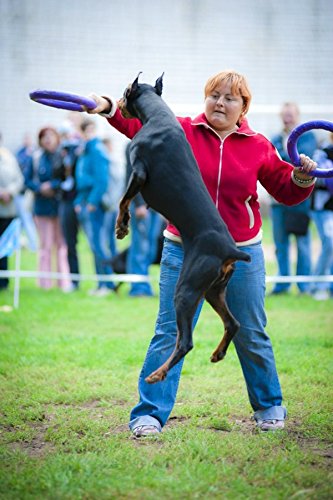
[
  {"x1": 40, "y1": 181, "x2": 55, "y2": 197},
  {"x1": 84, "y1": 94, "x2": 112, "y2": 114}
]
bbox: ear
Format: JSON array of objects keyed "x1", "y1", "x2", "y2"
[
  {"x1": 154, "y1": 72, "x2": 164, "y2": 96},
  {"x1": 131, "y1": 71, "x2": 142, "y2": 93}
]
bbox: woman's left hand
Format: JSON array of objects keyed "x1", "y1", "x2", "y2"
[{"x1": 296, "y1": 154, "x2": 318, "y2": 176}]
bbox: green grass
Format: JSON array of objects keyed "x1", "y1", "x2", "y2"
[{"x1": 0, "y1": 220, "x2": 332, "y2": 499}]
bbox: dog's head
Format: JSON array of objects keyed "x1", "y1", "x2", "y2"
[{"x1": 118, "y1": 72, "x2": 164, "y2": 119}]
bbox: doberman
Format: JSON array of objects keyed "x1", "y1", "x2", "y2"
[{"x1": 115, "y1": 73, "x2": 251, "y2": 384}]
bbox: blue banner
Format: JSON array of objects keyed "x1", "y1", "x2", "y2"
[{"x1": 0, "y1": 219, "x2": 21, "y2": 259}]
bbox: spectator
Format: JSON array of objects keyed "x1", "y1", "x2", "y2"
[
  {"x1": 124, "y1": 142, "x2": 154, "y2": 297},
  {"x1": 24, "y1": 126, "x2": 71, "y2": 291},
  {"x1": 15, "y1": 133, "x2": 38, "y2": 251},
  {"x1": 74, "y1": 119, "x2": 116, "y2": 296},
  {"x1": 102, "y1": 136, "x2": 124, "y2": 260},
  {"x1": 0, "y1": 134, "x2": 24, "y2": 290},
  {"x1": 270, "y1": 102, "x2": 318, "y2": 295},
  {"x1": 310, "y1": 136, "x2": 333, "y2": 300},
  {"x1": 58, "y1": 122, "x2": 83, "y2": 291}
]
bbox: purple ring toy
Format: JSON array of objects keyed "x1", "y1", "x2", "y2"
[
  {"x1": 287, "y1": 120, "x2": 333, "y2": 178},
  {"x1": 29, "y1": 90, "x2": 97, "y2": 112}
]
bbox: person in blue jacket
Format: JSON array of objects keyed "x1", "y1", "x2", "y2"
[
  {"x1": 24, "y1": 126, "x2": 71, "y2": 291},
  {"x1": 270, "y1": 102, "x2": 318, "y2": 295},
  {"x1": 74, "y1": 119, "x2": 116, "y2": 296}
]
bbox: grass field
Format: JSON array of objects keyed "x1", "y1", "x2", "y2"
[{"x1": 0, "y1": 219, "x2": 332, "y2": 499}]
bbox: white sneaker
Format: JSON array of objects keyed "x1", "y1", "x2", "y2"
[
  {"x1": 312, "y1": 290, "x2": 330, "y2": 301},
  {"x1": 88, "y1": 287, "x2": 112, "y2": 297},
  {"x1": 132, "y1": 425, "x2": 160, "y2": 438},
  {"x1": 256, "y1": 419, "x2": 285, "y2": 431}
]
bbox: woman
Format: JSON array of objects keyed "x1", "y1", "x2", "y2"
[
  {"x1": 24, "y1": 127, "x2": 71, "y2": 291},
  {"x1": 87, "y1": 70, "x2": 317, "y2": 435},
  {"x1": 0, "y1": 134, "x2": 24, "y2": 290}
]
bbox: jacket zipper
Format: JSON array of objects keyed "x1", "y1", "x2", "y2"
[
  {"x1": 245, "y1": 196, "x2": 255, "y2": 228},
  {"x1": 215, "y1": 141, "x2": 223, "y2": 210}
]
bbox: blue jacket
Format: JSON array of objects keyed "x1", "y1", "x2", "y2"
[
  {"x1": 270, "y1": 129, "x2": 317, "y2": 211},
  {"x1": 271, "y1": 130, "x2": 317, "y2": 162},
  {"x1": 74, "y1": 137, "x2": 109, "y2": 208},
  {"x1": 24, "y1": 149, "x2": 62, "y2": 217}
]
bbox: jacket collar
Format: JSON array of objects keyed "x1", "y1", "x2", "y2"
[{"x1": 191, "y1": 113, "x2": 257, "y2": 136}]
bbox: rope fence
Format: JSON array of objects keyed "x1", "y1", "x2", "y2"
[
  {"x1": 1, "y1": 270, "x2": 333, "y2": 283},
  {"x1": 1, "y1": 268, "x2": 332, "y2": 310}
]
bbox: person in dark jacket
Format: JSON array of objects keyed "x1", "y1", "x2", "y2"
[
  {"x1": 270, "y1": 102, "x2": 318, "y2": 295},
  {"x1": 310, "y1": 136, "x2": 333, "y2": 300},
  {"x1": 58, "y1": 124, "x2": 83, "y2": 291}
]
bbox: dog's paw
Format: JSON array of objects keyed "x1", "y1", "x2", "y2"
[
  {"x1": 116, "y1": 224, "x2": 129, "y2": 240},
  {"x1": 210, "y1": 351, "x2": 226, "y2": 363},
  {"x1": 145, "y1": 370, "x2": 167, "y2": 384}
]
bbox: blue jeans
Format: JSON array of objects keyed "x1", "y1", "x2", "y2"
[
  {"x1": 127, "y1": 206, "x2": 154, "y2": 297},
  {"x1": 78, "y1": 205, "x2": 115, "y2": 289},
  {"x1": 271, "y1": 202, "x2": 311, "y2": 293},
  {"x1": 103, "y1": 209, "x2": 118, "y2": 259},
  {"x1": 310, "y1": 210, "x2": 333, "y2": 292},
  {"x1": 129, "y1": 239, "x2": 286, "y2": 431}
]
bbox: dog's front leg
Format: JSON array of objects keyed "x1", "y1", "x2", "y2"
[
  {"x1": 145, "y1": 286, "x2": 198, "y2": 383},
  {"x1": 116, "y1": 169, "x2": 146, "y2": 239}
]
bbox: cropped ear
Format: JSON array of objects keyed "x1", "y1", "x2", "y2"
[
  {"x1": 155, "y1": 72, "x2": 164, "y2": 96},
  {"x1": 131, "y1": 71, "x2": 143, "y2": 93}
]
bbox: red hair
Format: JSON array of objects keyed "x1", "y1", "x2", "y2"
[
  {"x1": 37, "y1": 126, "x2": 60, "y2": 146},
  {"x1": 204, "y1": 70, "x2": 252, "y2": 117}
]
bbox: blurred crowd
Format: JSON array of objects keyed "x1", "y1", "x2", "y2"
[
  {"x1": 0, "y1": 102, "x2": 332, "y2": 300},
  {"x1": 0, "y1": 111, "x2": 165, "y2": 298}
]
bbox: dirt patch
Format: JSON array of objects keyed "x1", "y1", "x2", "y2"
[
  {"x1": 7, "y1": 419, "x2": 56, "y2": 458},
  {"x1": 4, "y1": 407, "x2": 332, "y2": 463}
]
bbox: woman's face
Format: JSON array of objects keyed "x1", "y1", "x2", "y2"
[
  {"x1": 205, "y1": 81, "x2": 244, "y2": 132},
  {"x1": 40, "y1": 129, "x2": 59, "y2": 152}
]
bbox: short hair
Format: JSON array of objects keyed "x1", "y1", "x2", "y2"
[
  {"x1": 38, "y1": 126, "x2": 60, "y2": 146},
  {"x1": 280, "y1": 102, "x2": 300, "y2": 115},
  {"x1": 80, "y1": 118, "x2": 96, "y2": 133},
  {"x1": 204, "y1": 70, "x2": 252, "y2": 116}
]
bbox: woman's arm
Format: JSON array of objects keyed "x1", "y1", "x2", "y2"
[
  {"x1": 259, "y1": 139, "x2": 317, "y2": 206},
  {"x1": 85, "y1": 94, "x2": 142, "y2": 139}
]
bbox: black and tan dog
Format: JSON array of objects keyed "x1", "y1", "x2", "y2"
[{"x1": 116, "y1": 73, "x2": 250, "y2": 383}]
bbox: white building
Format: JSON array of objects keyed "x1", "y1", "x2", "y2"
[{"x1": 1, "y1": 0, "x2": 332, "y2": 164}]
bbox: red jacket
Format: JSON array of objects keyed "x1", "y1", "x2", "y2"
[{"x1": 107, "y1": 110, "x2": 314, "y2": 244}]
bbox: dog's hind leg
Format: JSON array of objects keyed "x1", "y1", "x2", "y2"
[
  {"x1": 204, "y1": 261, "x2": 240, "y2": 363},
  {"x1": 116, "y1": 159, "x2": 147, "y2": 239}
]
